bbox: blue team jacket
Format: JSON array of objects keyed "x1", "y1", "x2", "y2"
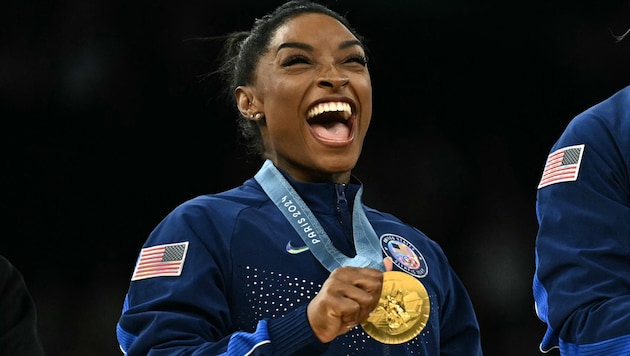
[
  {"x1": 533, "y1": 85, "x2": 630, "y2": 355},
  {"x1": 117, "y1": 166, "x2": 482, "y2": 355}
]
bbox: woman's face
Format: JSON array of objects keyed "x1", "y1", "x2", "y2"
[{"x1": 239, "y1": 13, "x2": 372, "y2": 183}]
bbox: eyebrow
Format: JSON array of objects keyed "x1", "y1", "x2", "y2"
[{"x1": 276, "y1": 39, "x2": 364, "y2": 53}]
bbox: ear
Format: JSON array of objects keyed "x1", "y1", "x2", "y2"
[{"x1": 235, "y1": 86, "x2": 259, "y2": 120}]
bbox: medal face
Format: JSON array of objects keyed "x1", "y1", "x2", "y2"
[{"x1": 361, "y1": 271, "x2": 430, "y2": 344}]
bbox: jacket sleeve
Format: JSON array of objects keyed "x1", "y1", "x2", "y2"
[
  {"x1": 533, "y1": 100, "x2": 630, "y2": 355},
  {"x1": 115, "y1": 199, "x2": 325, "y2": 356}
]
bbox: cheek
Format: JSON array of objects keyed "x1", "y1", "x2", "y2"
[
  {"x1": 357, "y1": 78, "x2": 373, "y2": 116},
  {"x1": 261, "y1": 80, "x2": 304, "y2": 114},
  {"x1": 263, "y1": 112, "x2": 304, "y2": 145},
  {"x1": 354, "y1": 76, "x2": 372, "y2": 99},
  {"x1": 261, "y1": 81, "x2": 306, "y2": 129},
  {"x1": 262, "y1": 73, "x2": 304, "y2": 95}
]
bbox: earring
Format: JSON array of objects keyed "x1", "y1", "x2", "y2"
[{"x1": 251, "y1": 113, "x2": 264, "y2": 120}]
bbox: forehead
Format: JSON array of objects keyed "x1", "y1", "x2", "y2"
[{"x1": 269, "y1": 12, "x2": 358, "y2": 47}]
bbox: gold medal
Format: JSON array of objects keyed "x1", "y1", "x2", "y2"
[{"x1": 361, "y1": 271, "x2": 430, "y2": 344}]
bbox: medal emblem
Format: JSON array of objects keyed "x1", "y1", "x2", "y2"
[{"x1": 361, "y1": 271, "x2": 430, "y2": 344}]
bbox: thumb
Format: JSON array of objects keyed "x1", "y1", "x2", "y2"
[{"x1": 383, "y1": 257, "x2": 393, "y2": 271}]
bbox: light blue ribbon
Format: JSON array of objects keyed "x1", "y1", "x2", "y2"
[{"x1": 254, "y1": 159, "x2": 384, "y2": 272}]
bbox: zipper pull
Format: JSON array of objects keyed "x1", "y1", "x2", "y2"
[{"x1": 335, "y1": 183, "x2": 350, "y2": 226}]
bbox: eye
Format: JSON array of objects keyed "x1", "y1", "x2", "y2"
[
  {"x1": 345, "y1": 54, "x2": 368, "y2": 66},
  {"x1": 281, "y1": 54, "x2": 311, "y2": 67}
]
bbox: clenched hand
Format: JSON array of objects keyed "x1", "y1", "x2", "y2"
[{"x1": 307, "y1": 257, "x2": 393, "y2": 343}]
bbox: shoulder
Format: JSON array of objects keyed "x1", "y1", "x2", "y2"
[
  {"x1": 562, "y1": 85, "x2": 630, "y2": 146},
  {"x1": 0, "y1": 255, "x2": 10, "y2": 274},
  {"x1": 547, "y1": 86, "x2": 630, "y2": 179},
  {"x1": 142, "y1": 179, "x2": 270, "y2": 245},
  {"x1": 170, "y1": 178, "x2": 268, "y2": 217},
  {"x1": 0, "y1": 255, "x2": 43, "y2": 350},
  {"x1": 0, "y1": 256, "x2": 24, "y2": 291}
]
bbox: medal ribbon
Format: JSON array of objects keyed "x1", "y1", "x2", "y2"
[{"x1": 254, "y1": 159, "x2": 384, "y2": 272}]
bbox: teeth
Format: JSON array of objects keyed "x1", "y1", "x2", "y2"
[{"x1": 307, "y1": 102, "x2": 351, "y2": 119}]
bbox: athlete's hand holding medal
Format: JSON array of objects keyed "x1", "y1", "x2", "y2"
[{"x1": 307, "y1": 257, "x2": 430, "y2": 345}]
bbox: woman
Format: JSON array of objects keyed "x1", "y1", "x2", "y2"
[{"x1": 116, "y1": 1, "x2": 482, "y2": 354}]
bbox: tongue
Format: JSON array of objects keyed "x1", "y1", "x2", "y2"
[{"x1": 311, "y1": 122, "x2": 350, "y2": 140}]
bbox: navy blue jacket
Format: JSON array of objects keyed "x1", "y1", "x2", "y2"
[
  {"x1": 117, "y1": 166, "x2": 482, "y2": 355},
  {"x1": 533, "y1": 85, "x2": 630, "y2": 355}
]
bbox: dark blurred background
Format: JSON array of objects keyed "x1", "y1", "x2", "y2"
[{"x1": 2, "y1": 0, "x2": 630, "y2": 355}]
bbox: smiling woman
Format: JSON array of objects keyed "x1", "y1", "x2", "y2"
[
  {"x1": 114, "y1": 1, "x2": 482, "y2": 355},
  {"x1": 230, "y1": 10, "x2": 372, "y2": 182}
]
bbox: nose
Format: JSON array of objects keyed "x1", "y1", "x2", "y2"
[
  {"x1": 317, "y1": 66, "x2": 349, "y2": 89},
  {"x1": 318, "y1": 76, "x2": 349, "y2": 89}
]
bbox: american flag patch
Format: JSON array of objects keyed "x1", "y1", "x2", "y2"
[
  {"x1": 537, "y1": 144, "x2": 585, "y2": 189},
  {"x1": 131, "y1": 241, "x2": 189, "y2": 281}
]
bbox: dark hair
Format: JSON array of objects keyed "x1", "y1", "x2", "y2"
[{"x1": 216, "y1": 0, "x2": 366, "y2": 157}]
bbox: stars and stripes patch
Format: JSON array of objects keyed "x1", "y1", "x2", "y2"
[
  {"x1": 537, "y1": 144, "x2": 585, "y2": 189},
  {"x1": 131, "y1": 241, "x2": 189, "y2": 281}
]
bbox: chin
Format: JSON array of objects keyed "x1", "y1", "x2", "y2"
[{"x1": 317, "y1": 156, "x2": 358, "y2": 173}]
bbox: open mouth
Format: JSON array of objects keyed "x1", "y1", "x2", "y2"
[{"x1": 306, "y1": 101, "x2": 353, "y2": 142}]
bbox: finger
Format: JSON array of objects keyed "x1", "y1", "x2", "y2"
[
  {"x1": 335, "y1": 271, "x2": 382, "y2": 322},
  {"x1": 338, "y1": 299, "x2": 361, "y2": 323},
  {"x1": 383, "y1": 256, "x2": 393, "y2": 271},
  {"x1": 329, "y1": 268, "x2": 381, "y2": 320}
]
